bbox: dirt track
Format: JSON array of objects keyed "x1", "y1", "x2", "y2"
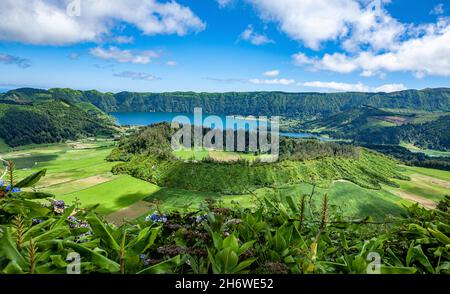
[
  {"x1": 105, "y1": 201, "x2": 153, "y2": 225},
  {"x1": 391, "y1": 190, "x2": 437, "y2": 209}
]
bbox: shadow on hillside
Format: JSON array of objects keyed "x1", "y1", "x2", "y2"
[{"x1": 357, "y1": 201, "x2": 406, "y2": 220}]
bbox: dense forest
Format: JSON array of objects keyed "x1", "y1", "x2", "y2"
[
  {"x1": 0, "y1": 100, "x2": 116, "y2": 147},
  {"x1": 1, "y1": 87, "x2": 449, "y2": 118}
]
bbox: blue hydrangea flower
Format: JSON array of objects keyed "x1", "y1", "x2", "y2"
[
  {"x1": 11, "y1": 187, "x2": 21, "y2": 193},
  {"x1": 195, "y1": 214, "x2": 208, "y2": 223},
  {"x1": 0, "y1": 179, "x2": 4, "y2": 187},
  {"x1": 145, "y1": 211, "x2": 168, "y2": 224}
]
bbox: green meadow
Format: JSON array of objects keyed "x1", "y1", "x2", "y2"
[{"x1": 1, "y1": 142, "x2": 449, "y2": 223}]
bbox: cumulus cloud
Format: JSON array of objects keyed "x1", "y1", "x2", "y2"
[
  {"x1": 249, "y1": 78, "x2": 295, "y2": 85},
  {"x1": 114, "y1": 71, "x2": 160, "y2": 81},
  {"x1": 263, "y1": 70, "x2": 280, "y2": 77},
  {"x1": 250, "y1": 0, "x2": 450, "y2": 78},
  {"x1": 0, "y1": 0, "x2": 205, "y2": 45},
  {"x1": 0, "y1": 53, "x2": 31, "y2": 68},
  {"x1": 240, "y1": 25, "x2": 274, "y2": 45},
  {"x1": 301, "y1": 81, "x2": 406, "y2": 92},
  {"x1": 430, "y1": 4, "x2": 444, "y2": 15},
  {"x1": 293, "y1": 20, "x2": 450, "y2": 78},
  {"x1": 90, "y1": 46, "x2": 160, "y2": 64}
]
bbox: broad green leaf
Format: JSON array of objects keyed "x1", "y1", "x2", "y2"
[
  {"x1": 52, "y1": 205, "x2": 75, "y2": 229},
  {"x1": 86, "y1": 214, "x2": 120, "y2": 253},
  {"x1": 406, "y1": 243, "x2": 435, "y2": 273},
  {"x1": 231, "y1": 257, "x2": 257, "y2": 274},
  {"x1": 137, "y1": 255, "x2": 181, "y2": 274},
  {"x1": 223, "y1": 234, "x2": 239, "y2": 252},
  {"x1": 217, "y1": 248, "x2": 239, "y2": 274},
  {"x1": 2, "y1": 260, "x2": 26, "y2": 274},
  {"x1": 15, "y1": 169, "x2": 47, "y2": 188},
  {"x1": 381, "y1": 266, "x2": 416, "y2": 274},
  {"x1": 428, "y1": 228, "x2": 450, "y2": 245},
  {"x1": 0, "y1": 228, "x2": 27, "y2": 269}
]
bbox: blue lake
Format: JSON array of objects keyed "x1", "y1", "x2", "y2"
[{"x1": 110, "y1": 112, "x2": 328, "y2": 140}]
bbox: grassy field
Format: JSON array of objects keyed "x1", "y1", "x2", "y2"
[
  {"x1": 384, "y1": 166, "x2": 450, "y2": 204},
  {"x1": 2, "y1": 142, "x2": 449, "y2": 223},
  {"x1": 400, "y1": 142, "x2": 450, "y2": 157}
]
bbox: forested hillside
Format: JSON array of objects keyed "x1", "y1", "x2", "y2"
[
  {"x1": 2, "y1": 87, "x2": 449, "y2": 118},
  {"x1": 107, "y1": 123, "x2": 405, "y2": 194},
  {"x1": 297, "y1": 106, "x2": 450, "y2": 151},
  {"x1": 0, "y1": 100, "x2": 116, "y2": 147}
]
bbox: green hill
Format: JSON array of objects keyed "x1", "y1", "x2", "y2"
[
  {"x1": 297, "y1": 106, "x2": 450, "y2": 151},
  {"x1": 0, "y1": 100, "x2": 116, "y2": 147},
  {"x1": 2, "y1": 87, "x2": 450, "y2": 118},
  {"x1": 108, "y1": 123, "x2": 406, "y2": 194}
]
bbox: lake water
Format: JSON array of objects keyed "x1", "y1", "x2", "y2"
[{"x1": 110, "y1": 112, "x2": 327, "y2": 140}]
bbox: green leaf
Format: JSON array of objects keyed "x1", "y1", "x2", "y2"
[
  {"x1": 15, "y1": 169, "x2": 47, "y2": 188},
  {"x1": 217, "y1": 248, "x2": 239, "y2": 274},
  {"x1": 50, "y1": 255, "x2": 68, "y2": 268},
  {"x1": 2, "y1": 260, "x2": 26, "y2": 274},
  {"x1": 406, "y1": 243, "x2": 435, "y2": 273},
  {"x1": 285, "y1": 196, "x2": 299, "y2": 213},
  {"x1": 223, "y1": 234, "x2": 239, "y2": 252},
  {"x1": 231, "y1": 257, "x2": 257, "y2": 274},
  {"x1": 15, "y1": 192, "x2": 54, "y2": 200},
  {"x1": 380, "y1": 266, "x2": 417, "y2": 274},
  {"x1": 0, "y1": 228, "x2": 27, "y2": 269},
  {"x1": 140, "y1": 227, "x2": 161, "y2": 252},
  {"x1": 61, "y1": 241, "x2": 120, "y2": 273},
  {"x1": 238, "y1": 240, "x2": 255, "y2": 256},
  {"x1": 428, "y1": 228, "x2": 450, "y2": 245},
  {"x1": 137, "y1": 255, "x2": 181, "y2": 274},
  {"x1": 23, "y1": 219, "x2": 56, "y2": 242},
  {"x1": 86, "y1": 214, "x2": 120, "y2": 253},
  {"x1": 52, "y1": 205, "x2": 75, "y2": 229}
]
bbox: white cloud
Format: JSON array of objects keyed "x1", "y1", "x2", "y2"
[
  {"x1": 258, "y1": 0, "x2": 450, "y2": 78},
  {"x1": 90, "y1": 46, "x2": 160, "y2": 64},
  {"x1": 431, "y1": 4, "x2": 444, "y2": 15},
  {"x1": 114, "y1": 71, "x2": 160, "y2": 81},
  {"x1": 0, "y1": 0, "x2": 205, "y2": 45},
  {"x1": 263, "y1": 70, "x2": 280, "y2": 77},
  {"x1": 240, "y1": 25, "x2": 274, "y2": 45},
  {"x1": 167, "y1": 60, "x2": 177, "y2": 66},
  {"x1": 217, "y1": 0, "x2": 233, "y2": 8},
  {"x1": 373, "y1": 83, "x2": 406, "y2": 93},
  {"x1": 249, "y1": 78, "x2": 295, "y2": 85},
  {"x1": 114, "y1": 36, "x2": 134, "y2": 44},
  {"x1": 301, "y1": 81, "x2": 406, "y2": 92},
  {"x1": 293, "y1": 20, "x2": 450, "y2": 77}
]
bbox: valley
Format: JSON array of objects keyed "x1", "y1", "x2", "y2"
[{"x1": 0, "y1": 87, "x2": 449, "y2": 274}]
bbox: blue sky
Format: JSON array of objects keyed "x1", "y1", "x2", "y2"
[{"x1": 0, "y1": 0, "x2": 449, "y2": 93}]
